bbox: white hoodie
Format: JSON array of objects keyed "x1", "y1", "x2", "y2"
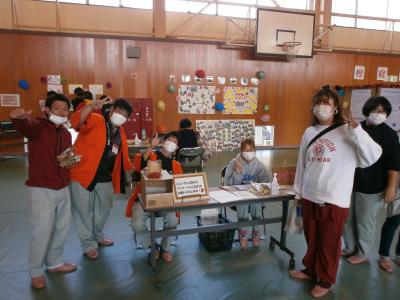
[{"x1": 294, "y1": 124, "x2": 382, "y2": 208}]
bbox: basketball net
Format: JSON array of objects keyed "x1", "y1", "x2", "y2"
[{"x1": 282, "y1": 41, "x2": 302, "y2": 62}]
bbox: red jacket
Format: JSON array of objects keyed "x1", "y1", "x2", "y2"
[{"x1": 11, "y1": 115, "x2": 71, "y2": 189}]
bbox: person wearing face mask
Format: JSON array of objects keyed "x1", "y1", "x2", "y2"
[
  {"x1": 69, "y1": 98, "x2": 134, "y2": 260},
  {"x1": 342, "y1": 96, "x2": 399, "y2": 271},
  {"x1": 10, "y1": 93, "x2": 77, "y2": 289},
  {"x1": 290, "y1": 87, "x2": 382, "y2": 298},
  {"x1": 126, "y1": 131, "x2": 183, "y2": 263},
  {"x1": 223, "y1": 138, "x2": 270, "y2": 250}
]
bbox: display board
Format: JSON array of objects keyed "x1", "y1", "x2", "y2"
[
  {"x1": 178, "y1": 85, "x2": 216, "y2": 114},
  {"x1": 379, "y1": 88, "x2": 400, "y2": 133},
  {"x1": 196, "y1": 119, "x2": 255, "y2": 152},
  {"x1": 223, "y1": 87, "x2": 258, "y2": 114}
]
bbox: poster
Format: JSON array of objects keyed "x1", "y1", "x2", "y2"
[
  {"x1": 354, "y1": 66, "x2": 365, "y2": 80},
  {"x1": 377, "y1": 67, "x2": 388, "y2": 81},
  {"x1": 89, "y1": 84, "x2": 104, "y2": 95},
  {"x1": 0, "y1": 94, "x2": 20, "y2": 107},
  {"x1": 223, "y1": 86, "x2": 258, "y2": 114},
  {"x1": 218, "y1": 76, "x2": 226, "y2": 84},
  {"x1": 47, "y1": 75, "x2": 61, "y2": 84},
  {"x1": 379, "y1": 88, "x2": 400, "y2": 133},
  {"x1": 68, "y1": 84, "x2": 83, "y2": 94},
  {"x1": 350, "y1": 89, "x2": 372, "y2": 121},
  {"x1": 47, "y1": 84, "x2": 63, "y2": 93},
  {"x1": 178, "y1": 85, "x2": 216, "y2": 114},
  {"x1": 196, "y1": 119, "x2": 255, "y2": 152}
]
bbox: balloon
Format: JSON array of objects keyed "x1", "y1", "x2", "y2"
[
  {"x1": 157, "y1": 124, "x2": 167, "y2": 133},
  {"x1": 40, "y1": 76, "x2": 47, "y2": 83},
  {"x1": 167, "y1": 84, "x2": 176, "y2": 93},
  {"x1": 156, "y1": 100, "x2": 166, "y2": 112},
  {"x1": 256, "y1": 71, "x2": 265, "y2": 80},
  {"x1": 18, "y1": 80, "x2": 29, "y2": 90},
  {"x1": 337, "y1": 89, "x2": 345, "y2": 97},
  {"x1": 342, "y1": 101, "x2": 349, "y2": 109},
  {"x1": 195, "y1": 69, "x2": 205, "y2": 78},
  {"x1": 263, "y1": 104, "x2": 270, "y2": 112},
  {"x1": 260, "y1": 114, "x2": 270, "y2": 123},
  {"x1": 215, "y1": 103, "x2": 224, "y2": 111},
  {"x1": 106, "y1": 82, "x2": 112, "y2": 89}
]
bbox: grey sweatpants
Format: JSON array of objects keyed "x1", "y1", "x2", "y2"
[
  {"x1": 70, "y1": 181, "x2": 114, "y2": 253},
  {"x1": 342, "y1": 191, "x2": 383, "y2": 258},
  {"x1": 28, "y1": 186, "x2": 71, "y2": 277},
  {"x1": 237, "y1": 203, "x2": 263, "y2": 236}
]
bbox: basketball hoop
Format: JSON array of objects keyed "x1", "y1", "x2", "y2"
[{"x1": 282, "y1": 41, "x2": 302, "y2": 62}]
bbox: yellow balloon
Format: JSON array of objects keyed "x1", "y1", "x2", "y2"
[
  {"x1": 342, "y1": 101, "x2": 349, "y2": 109},
  {"x1": 156, "y1": 100, "x2": 166, "y2": 112}
]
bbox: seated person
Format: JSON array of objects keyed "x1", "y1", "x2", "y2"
[
  {"x1": 223, "y1": 138, "x2": 270, "y2": 250},
  {"x1": 127, "y1": 131, "x2": 183, "y2": 262},
  {"x1": 178, "y1": 118, "x2": 198, "y2": 149}
]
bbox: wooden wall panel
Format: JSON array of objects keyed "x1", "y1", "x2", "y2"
[{"x1": 1, "y1": 32, "x2": 400, "y2": 152}]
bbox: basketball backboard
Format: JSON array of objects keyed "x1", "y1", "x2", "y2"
[{"x1": 256, "y1": 8, "x2": 315, "y2": 58}]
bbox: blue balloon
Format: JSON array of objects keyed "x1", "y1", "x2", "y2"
[
  {"x1": 337, "y1": 89, "x2": 345, "y2": 97},
  {"x1": 18, "y1": 79, "x2": 29, "y2": 90},
  {"x1": 215, "y1": 103, "x2": 224, "y2": 111}
]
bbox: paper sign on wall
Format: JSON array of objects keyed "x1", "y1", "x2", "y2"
[
  {"x1": 354, "y1": 66, "x2": 365, "y2": 80},
  {"x1": 47, "y1": 84, "x2": 63, "y2": 93},
  {"x1": 47, "y1": 75, "x2": 61, "y2": 85},
  {"x1": 0, "y1": 94, "x2": 20, "y2": 107},
  {"x1": 377, "y1": 67, "x2": 388, "y2": 81},
  {"x1": 68, "y1": 84, "x2": 83, "y2": 94},
  {"x1": 89, "y1": 84, "x2": 104, "y2": 95},
  {"x1": 172, "y1": 173, "x2": 209, "y2": 203}
]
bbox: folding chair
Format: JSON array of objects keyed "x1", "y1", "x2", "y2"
[{"x1": 177, "y1": 147, "x2": 204, "y2": 173}]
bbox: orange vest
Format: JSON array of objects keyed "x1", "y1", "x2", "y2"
[
  {"x1": 125, "y1": 152, "x2": 183, "y2": 218},
  {"x1": 70, "y1": 111, "x2": 133, "y2": 193}
]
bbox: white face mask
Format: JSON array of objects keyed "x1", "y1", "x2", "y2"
[
  {"x1": 163, "y1": 140, "x2": 177, "y2": 153},
  {"x1": 242, "y1": 151, "x2": 256, "y2": 161},
  {"x1": 368, "y1": 112, "x2": 387, "y2": 125},
  {"x1": 110, "y1": 112, "x2": 127, "y2": 127},
  {"x1": 49, "y1": 113, "x2": 68, "y2": 125},
  {"x1": 313, "y1": 104, "x2": 334, "y2": 121}
]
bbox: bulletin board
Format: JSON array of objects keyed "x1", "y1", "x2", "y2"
[
  {"x1": 223, "y1": 87, "x2": 258, "y2": 114},
  {"x1": 178, "y1": 85, "x2": 216, "y2": 114},
  {"x1": 196, "y1": 119, "x2": 255, "y2": 152}
]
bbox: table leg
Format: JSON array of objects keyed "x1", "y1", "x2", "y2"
[{"x1": 149, "y1": 212, "x2": 160, "y2": 284}]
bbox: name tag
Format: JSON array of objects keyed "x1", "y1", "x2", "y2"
[{"x1": 112, "y1": 144, "x2": 119, "y2": 155}]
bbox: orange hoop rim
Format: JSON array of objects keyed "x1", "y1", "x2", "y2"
[{"x1": 282, "y1": 41, "x2": 302, "y2": 51}]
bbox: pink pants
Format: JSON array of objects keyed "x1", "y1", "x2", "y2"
[{"x1": 302, "y1": 199, "x2": 349, "y2": 288}]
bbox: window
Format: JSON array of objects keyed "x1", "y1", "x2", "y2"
[
  {"x1": 166, "y1": 0, "x2": 216, "y2": 15},
  {"x1": 37, "y1": 0, "x2": 153, "y2": 9},
  {"x1": 218, "y1": 4, "x2": 256, "y2": 19},
  {"x1": 121, "y1": 0, "x2": 153, "y2": 9},
  {"x1": 89, "y1": 0, "x2": 119, "y2": 6}
]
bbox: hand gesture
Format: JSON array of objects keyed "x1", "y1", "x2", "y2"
[
  {"x1": 383, "y1": 187, "x2": 397, "y2": 203},
  {"x1": 10, "y1": 108, "x2": 32, "y2": 120},
  {"x1": 345, "y1": 112, "x2": 359, "y2": 129},
  {"x1": 151, "y1": 133, "x2": 160, "y2": 147},
  {"x1": 92, "y1": 96, "x2": 112, "y2": 110},
  {"x1": 235, "y1": 156, "x2": 243, "y2": 173}
]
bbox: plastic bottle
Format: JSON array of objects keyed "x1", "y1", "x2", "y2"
[
  {"x1": 141, "y1": 128, "x2": 147, "y2": 140},
  {"x1": 271, "y1": 173, "x2": 280, "y2": 195}
]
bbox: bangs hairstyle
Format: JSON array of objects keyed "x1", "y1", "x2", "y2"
[
  {"x1": 164, "y1": 131, "x2": 180, "y2": 142},
  {"x1": 362, "y1": 96, "x2": 392, "y2": 117},
  {"x1": 311, "y1": 87, "x2": 344, "y2": 126},
  {"x1": 45, "y1": 93, "x2": 70, "y2": 109},
  {"x1": 179, "y1": 118, "x2": 192, "y2": 129},
  {"x1": 240, "y1": 138, "x2": 255, "y2": 151},
  {"x1": 112, "y1": 99, "x2": 133, "y2": 116}
]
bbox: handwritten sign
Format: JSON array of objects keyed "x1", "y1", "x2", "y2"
[{"x1": 173, "y1": 173, "x2": 209, "y2": 203}]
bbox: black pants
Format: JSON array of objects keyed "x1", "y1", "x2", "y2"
[{"x1": 378, "y1": 214, "x2": 400, "y2": 257}]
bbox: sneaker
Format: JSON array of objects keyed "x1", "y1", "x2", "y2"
[
  {"x1": 98, "y1": 238, "x2": 114, "y2": 247},
  {"x1": 47, "y1": 263, "x2": 77, "y2": 273},
  {"x1": 347, "y1": 255, "x2": 369, "y2": 265},
  {"x1": 31, "y1": 275, "x2": 45, "y2": 289},
  {"x1": 84, "y1": 248, "x2": 99, "y2": 260},
  {"x1": 310, "y1": 285, "x2": 330, "y2": 298},
  {"x1": 289, "y1": 270, "x2": 312, "y2": 280},
  {"x1": 161, "y1": 251, "x2": 173, "y2": 263},
  {"x1": 252, "y1": 232, "x2": 260, "y2": 248},
  {"x1": 378, "y1": 259, "x2": 393, "y2": 273},
  {"x1": 239, "y1": 236, "x2": 248, "y2": 250}
]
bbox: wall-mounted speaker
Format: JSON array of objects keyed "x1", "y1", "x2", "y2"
[{"x1": 127, "y1": 46, "x2": 140, "y2": 59}]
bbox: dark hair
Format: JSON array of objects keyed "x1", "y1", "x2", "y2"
[
  {"x1": 45, "y1": 93, "x2": 71, "y2": 109},
  {"x1": 362, "y1": 96, "x2": 392, "y2": 117},
  {"x1": 99, "y1": 94, "x2": 108, "y2": 100},
  {"x1": 47, "y1": 91, "x2": 57, "y2": 98},
  {"x1": 311, "y1": 87, "x2": 344, "y2": 125},
  {"x1": 164, "y1": 131, "x2": 180, "y2": 141},
  {"x1": 179, "y1": 118, "x2": 192, "y2": 129},
  {"x1": 74, "y1": 87, "x2": 84, "y2": 97},
  {"x1": 240, "y1": 138, "x2": 255, "y2": 151},
  {"x1": 82, "y1": 91, "x2": 93, "y2": 100},
  {"x1": 112, "y1": 98, "x2": 132, "y2": 116}
]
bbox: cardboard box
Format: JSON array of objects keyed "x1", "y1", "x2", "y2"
[{"x1": 140, "y1": 171, "x2": 174, "y2": 208}]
